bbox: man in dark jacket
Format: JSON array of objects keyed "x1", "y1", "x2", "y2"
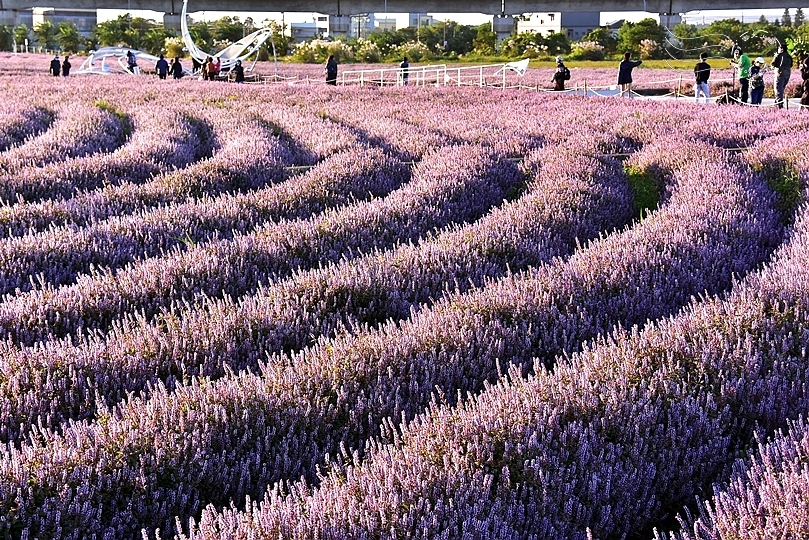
[
  {"x1": 155, "y1": 54, "x2": 169, "y2": 79},
  {"x1": 694, "y1": 52, "x2": 711, "y2": 103},
  {"x1": 772, "y1": 43, "x2": 793, "y2": 108},
  {"x1": 49, "y1": 55, "x2": 61, "y2": 76}
]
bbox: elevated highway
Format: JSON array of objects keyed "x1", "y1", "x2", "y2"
[{"x1": 0, "y1": 0, "x2": 793, "y2": 15}]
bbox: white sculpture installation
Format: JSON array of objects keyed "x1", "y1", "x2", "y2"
[
  {"x1": 75, "y1": 0, "x2": 273, "y2": 77},
  {"x1": 180, "y1": 0, "x2": 274, "y2": 73},
  {"x1": 75, "y1": 47, "x2": 164, "y2": 75}
]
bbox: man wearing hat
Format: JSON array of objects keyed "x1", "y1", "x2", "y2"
[
  {"x1": 49, "y1": 55, "x2": 61, "y2": 77},
  {"x1": 772, "y1": 43, "x2": 793, "y2": 108}
]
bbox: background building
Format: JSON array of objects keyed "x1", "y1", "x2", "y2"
[{"x1": 517, "y1": 11, "x2": 600, "y2": 40}]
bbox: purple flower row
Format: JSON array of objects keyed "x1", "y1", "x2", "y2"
[
  {"x1": 0, "y1": 112, "x2": 307, "y2": 297},
  {"x1": 656, "y1": 416, "x2": 809, "y2": 540},
  {"x1": 0, "y1": 135, "x2": 623, "y2": 538},
  {"x1": 178, "y1": 137, "x2": 809, "y2": 540},
  {"x1": 0, "y1": 146, "x2": 409, "y2": 345},
  {"x1": 0, "y1": 144, "x2": 521, "y2": 446},
  {"x1": 0, "y1": 106, "x2": 213, "y2": 213},
  {"x1": 0, "y1": 105, "x2": 127, "y2": 189},
  {"x1": 0, "y1": 103, "x2": 54, "y2": 153},
  {"x1": 0, "y1": 132, "x2": 782, "y2": 538}
]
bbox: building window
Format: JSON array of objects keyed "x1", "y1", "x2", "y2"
[{"x1": 549, "y1": 14, "x2": 555, "y2": 21}]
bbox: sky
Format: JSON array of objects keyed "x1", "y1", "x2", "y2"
[{"x1": 97, "y1": 7, "x2": 803, "y2": 27}]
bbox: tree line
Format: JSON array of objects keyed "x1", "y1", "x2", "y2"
[{"x1": 0, "y1": 8, "x2": 808, "y2": 63}]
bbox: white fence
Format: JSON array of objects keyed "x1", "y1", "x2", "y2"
[{"x1": 337, "y1": 63, "x2": 528, "y2": 89}]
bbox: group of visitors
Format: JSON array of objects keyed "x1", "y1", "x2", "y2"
[
  {"x1": 153, "y1": 54, "x2": 185, "y2": 79},
  {"x1": 48, "y1": 54, "x2": 71, "y2": 77},
  {"x1": 43, "y1": 44, "x2": 809, "y2": 107},
  {"x1": 721, "y1": 43, "x2": 809, "y2": 108}
]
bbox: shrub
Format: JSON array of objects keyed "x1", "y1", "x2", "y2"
[{"x1": 569, "y1": 40, "x2": 605, "y2": 61}]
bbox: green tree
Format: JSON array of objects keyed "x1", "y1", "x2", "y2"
[
  {"x1": 93, "y1": 15, "x2": 129, "y2": 46},
  {"x1": 259, "y1": 19, "x2": 289, "y2": 59},
  {"x1": 142, "y1": 26, "x2": 175, "y2": 55},
  {"x1": 582, "y1": 27, "x2": 617, "y2": 55},
  {"x1": 34, "y1": 20, "x2": 58, "y2": 50},
  {"x1": 700, "y1": 18, "x2": 745, "y2": 50},
  {"x1": 472, "y1": 22, "x2": 496, "y2": 55},
  {"x1": 617, "y1": 18, "x2": 665, "y2": 55},
  {"x1": 795, "y1": 8, "x2": 806, "y2": 27},
  {"x1": 501, "y1": 31, "x2": 541, "y2": 57},
  {"x1": 93, "y1": 14, "x2": 158, "y2": 49},
  {"x1": 56, "y1": 21, "x2": 83, "y2": 52},
  {"x1": 545, "y1": 32, "x2": 571, "y2": 56},
  {"x1": 211, "y1": 16, "x2": 245, "y2": 43},
  {"x1": 0, "y1": 25, "x2": 12, "y2": 51},
  {"x1": 13, "y1": 23, "x2": 30, "y2": 50},
  {"x1": 782, "y1": 8, "x2": 792, "y2": 28},
  {"x1": 188, "y1": 21, "x2": 213, "y2": 52}
]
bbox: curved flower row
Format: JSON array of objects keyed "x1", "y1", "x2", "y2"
[
  {"x1": 655, "y1": 416, "x2": 809, "y2": 540},
  {"x1": 0, "y1": 134, "x2": 627, "y2": 539},
  {"x1": 0, "y1": 105, "x2": 128, "y2": 186},
  {"x1": 179, "y1": 141, "x2": 808, "y2": 540},
  {"x1": 0, "y1": 107, "x2": 213, "y2": 225},
  {"x1": 0, "y1": 115, "x2": 304, "y2": 297},
  {"x1": 0, "y1": 143, "x2": 522, "y2": 445},
  {"x1": 0, "y1": 133, "x2": 784, "y2": 538},
  {"x1": 0, "y1": 146, "x2": 410, "y2": 345},
  {"x1": 0, "y1": 104, "x2": 54, "y2": 153}
]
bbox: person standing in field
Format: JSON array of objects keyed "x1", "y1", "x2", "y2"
[
  {"x1": 552, "y1": 56, "x2": 570, "y2": 91},
  {"x1": 171, "y1": 57, "x2": 184, "y2": 79},
  {"x1": 400, "y1": 56, "x2": 409, "y2": 86},
  {"x1": 799, "y1": 53, "x2": 809, "y2": 111},
  {"x1": 772, "y1": 43, "x2": 793, "y2": 108},
  {"x1": 61, "y1": 55, "x2": 71, "y2": 77},
  {"x1": 749, "y1": 57, "x2": 766, "y2": 105},
  {"x1": 49, "y1": 55, "x2": 61, "y2": 76},
  {"x1": 126, "y1": 50, "x2": 139, "y2": 74},
  {"x1": 325, "y1": 54, "x2": 338, "y2": 85},
  {"x1": 730, "y1": 47, "x2": 751, "y2": 103},
  {"x1": 232, "y1": 59, "x2": 245, "y2": 83},
  {"x1": 694, "y1": 52, "x2": 711, "y2": 103},
  {"x1": 155, "y1": 54, "x2": 169, "y2": 80},
  {"x1": 617, "y1": 52, "x2": 642, "y2": 97}
]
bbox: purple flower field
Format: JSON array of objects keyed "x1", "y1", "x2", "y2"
[{"x1": 0, "y1": 66, "x2": 808, "y2": 540}]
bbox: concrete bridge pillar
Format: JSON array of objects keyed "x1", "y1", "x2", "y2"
[
  {"x1": 660, "y1": 12, "x2": 682, "y2": 29},
  {"x1": 329, "y1": 15, "x2": 351, "y2": 38},
  {"x1": 492, "y1": 14, "x2": 514, "y2": 42},
  {"x1": 164, "y1": 12, "x2": 182, "y2": 30}
]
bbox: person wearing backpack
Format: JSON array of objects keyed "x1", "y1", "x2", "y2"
[{"x1": 552, "y1": 56, "x2": 570, "y2": 91}]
